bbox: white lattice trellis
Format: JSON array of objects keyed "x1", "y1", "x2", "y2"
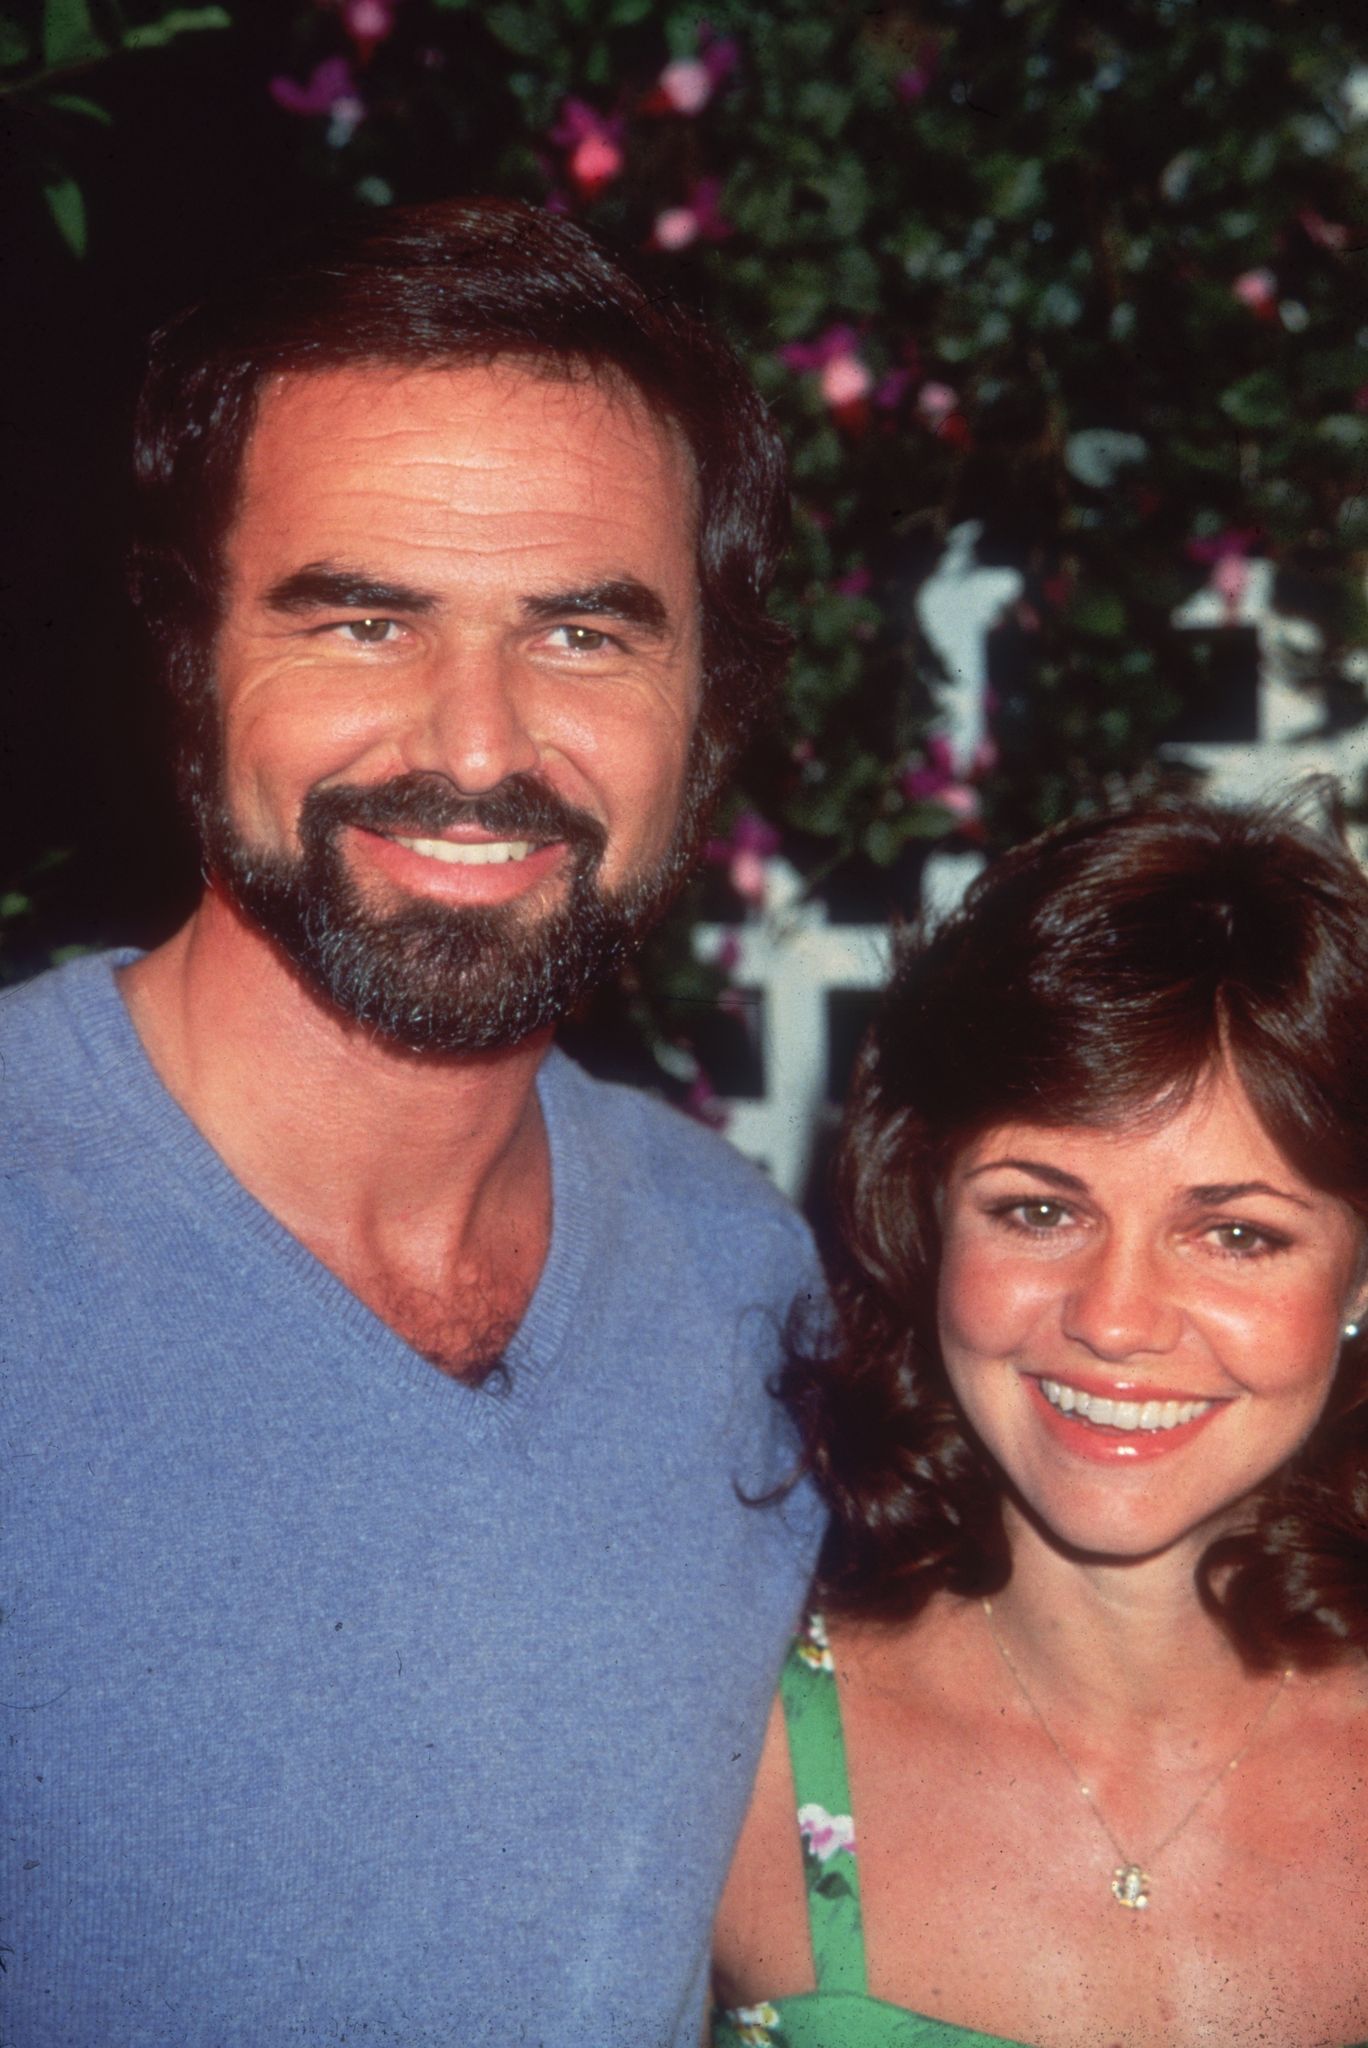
[
  {"x1": 698, "y1": 542, "x2": 1368, "y2": 1197},
  {"x1": 693, "y1": 850, "x2": 984, "y2": 1196}
]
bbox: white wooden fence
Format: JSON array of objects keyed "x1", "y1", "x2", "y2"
[{"x1": 695, "y1": 524, "x2": 1368, "y2": 1197}]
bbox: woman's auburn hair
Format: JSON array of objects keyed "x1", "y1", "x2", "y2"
[{"x1": 783, "y1": 790, "x2": 1368, "y2": 1669}]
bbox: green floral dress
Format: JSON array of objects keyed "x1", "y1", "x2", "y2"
[{"x1": 711, "y1": 1614, "x2": 1368, "y2": 2048}]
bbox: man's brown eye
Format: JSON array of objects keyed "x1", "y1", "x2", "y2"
[
  {"x1": 345, "y1": 617, "x2": 394, "y2": 643},
  {"x1": 553, "y1": 625, "x2": 610, "y2": 652}
]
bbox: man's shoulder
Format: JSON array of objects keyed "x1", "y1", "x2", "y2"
[
  {"x1": 541, "y1": 1046, "x2": 811, "y2": 1246},
  {"x1": 0, "y1": 951, "x2": 139, "y2": 1158}
]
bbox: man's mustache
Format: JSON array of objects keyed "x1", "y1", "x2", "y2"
[{"x1": 298, "y1": 772, "x2": 608, "y2": 860}]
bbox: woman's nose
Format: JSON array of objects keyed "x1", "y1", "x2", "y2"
[{"x1": 1060, "y1": 1236, "x2": 1183, "y2": 1362}]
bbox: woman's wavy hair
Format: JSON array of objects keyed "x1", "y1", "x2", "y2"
[
  {"x1": 129, "y1": 196, "x2": 791, "y2": 853},
  {"x1": 786, "y1": 790, "x2": 1368, "y2": 1669}
]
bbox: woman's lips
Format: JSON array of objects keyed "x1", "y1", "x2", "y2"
[{"x1": 1023, "y1": 1371, "x2": 1229, "y2": 1462}]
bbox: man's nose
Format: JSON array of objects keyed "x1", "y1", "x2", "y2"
[
  {"x1": 1060, "y1": 1235, "x2": 1183, "y2": 1362},
  {"x1": 406, "y1": 647, "x2": 540, "y2": 794}
]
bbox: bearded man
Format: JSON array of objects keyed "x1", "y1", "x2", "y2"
[{"x1": 1, "y1": 200, "x2": 822, "y2": 2046}]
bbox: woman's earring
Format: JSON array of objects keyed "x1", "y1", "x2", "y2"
[{"x1": 1344, "y1": 1321, "x2": 1361, "y2": 1340}]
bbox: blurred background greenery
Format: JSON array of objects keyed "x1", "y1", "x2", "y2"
[{"x1": 4, "y1": 0, "x2": 1367, "y2": 1098}]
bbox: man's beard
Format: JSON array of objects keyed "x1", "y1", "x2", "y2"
[{"x1": 201, "y1": 770, "x2": 690, "y2": 1053}]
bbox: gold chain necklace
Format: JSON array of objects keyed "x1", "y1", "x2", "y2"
[{"x1": 981, "y1": 1598, "x2": 1291, "y2": 1910}]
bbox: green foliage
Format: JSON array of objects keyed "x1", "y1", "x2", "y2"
[
  {"x1": 7, "y1": 0, "x2": 1368, "y2": 1064},
  {"x1": 42, "y1": 169, "x2": 85, "y2": 251}
]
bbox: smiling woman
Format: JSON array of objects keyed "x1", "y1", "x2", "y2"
[{"x1": 713, "y1": 791, "x2": 1368, "y2": 2048}]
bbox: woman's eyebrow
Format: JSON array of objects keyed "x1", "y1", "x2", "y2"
[
  {"x1": 964, "y1": 1158, "x2": 1088, "y2": 1192},
  {"x1": 1183, "y1": 1180, "x2": 1313, "y2": 1210}
]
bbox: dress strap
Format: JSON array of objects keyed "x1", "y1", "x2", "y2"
[{"x1": 778, "y1": 1614, "x2": 869, "y2": 1998}]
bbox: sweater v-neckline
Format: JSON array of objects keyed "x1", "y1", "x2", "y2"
[{"x1": 61, "y1": 951, "x2": 598, "y2": 1439}]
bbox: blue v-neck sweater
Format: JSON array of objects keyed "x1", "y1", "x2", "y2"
[{"x1": 1, "y1": 955, "x2": 823, "y2": 2046}]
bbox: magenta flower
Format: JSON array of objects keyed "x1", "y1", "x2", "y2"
[
  {"x1": 651, "y1": 178, "x2": 729, "y2": 250},
  {"x1": 873, "y1": 367, "x2": 914, "y2": 409},
  {"x1": 551, "y1": 99, "x2": 625, "y2": 195},
  {"x1": 895, "y1": 37, "x2": 938, "y2": 101},
  {"x1": 835, "y1": 566, "x2": 872, "y2": 597},
  {"x1": 269, "y1": 55, "x2": 365, "y2": 143},
  {"x1": 779, "y1": 324, "x2": 861, "y2": 373}
]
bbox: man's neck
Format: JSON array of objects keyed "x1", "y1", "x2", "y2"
[{"x1": 120, "y1": 890, "x2": 554, "y2": 1370}]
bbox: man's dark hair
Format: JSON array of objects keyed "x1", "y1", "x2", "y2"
[
  {"x1": 129, "y1": 196, "x2": 792, "y2": 843},
  {"x1": 783, "y1": 791, "x2": 1368, "y2": 1670}
]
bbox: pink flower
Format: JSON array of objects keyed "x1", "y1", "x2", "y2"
[
  {"x1": 820, "y1": 354, "x2": 872, "y2": 407},
  {"x1": 706, "y1": 811, "x2": 781, "y2": 906},
  {"x1": 342, "y1": 0, "x2": 395, "y2": 59},
  {"x1": 650, "y1": 178, "x2": 729, "y2": 250},
  {"x1": 1233, "y1": 268, "x2": 1278, "y2": 320},
  {"x1": 1186, "y1": 527, "x2": 1262, "y2": 621},
  {"x1": 780, "y1": 328, "x2": 876, "y2": 419},
  {"x1": 654, "y1": 207, "x2": 700, "y2": 250},
  {"x1": 571, "y1": 133, "x2": 623, "y2": 190},
  {"x1": 917, "y1": 380, "x2": 958, "y2": 426},
  {"x1": 900, "y1": 735, "x2": 981, "y2": 821},
  {"x1": 835, "y1": 566, "x2": 872, "y2": 596},
  {"x1": 1299, "y1": 207, "x2": 1350, "y2": 251},
  {"x1": 645, "y1": 33, "x2": 737, "y2": 115},
  {"x1": 551, "y1": 99, "x2": 625, "y2": 195},
  {"x1": 682, "y1": 1071, "x2": 729, "y2": 1131},
  {"x1": 658, "y1": 57, "x2": 713, "y2": 113},
  {"x1": 1211, "y1": 555, "x2": 1249, "y2": 612}
]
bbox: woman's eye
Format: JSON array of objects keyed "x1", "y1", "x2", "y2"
[
  {"x1": 1206, "y1": 1221, "x2": 1284, "y2": 1258},
  {"x1": 994, "y1": 1199, "x2": 1072, "y2": 1232}
]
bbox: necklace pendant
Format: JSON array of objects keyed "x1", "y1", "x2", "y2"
[{"x1": 1112, "y1": 1863, "x2": 1150, "y2": 1910}]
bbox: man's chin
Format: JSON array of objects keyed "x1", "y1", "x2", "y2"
[
  {"x1": 199, "y1": 776, "x2": 698, "y2": 1053},
  {"x1": 214, "y1": 855, "x2": 642, "y2": 1053}
]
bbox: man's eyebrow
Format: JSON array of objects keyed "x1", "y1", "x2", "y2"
[
  {"x1": 965, "y1": 1158, "x2": 1089, "y2": 1193},
  {"x1": 264, "y1": 564, "x2": 440, "y2": 615},
  {"x1": 519, "y1": 579, "x2": 671, "y2": 635}
]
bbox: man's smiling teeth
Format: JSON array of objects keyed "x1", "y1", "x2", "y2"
[
  {"x1": 390, "y1": 835, "x2": 535, "y2": 866},
  {"x1": 1038, "y1": 1379, "x2": 1214, "y2": 1432}
]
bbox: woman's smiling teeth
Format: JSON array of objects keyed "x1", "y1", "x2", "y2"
[
  {"x1": 390, "y1": 835, "x2": 536, "y2": 866},
  {"x1": 1038, "y1": 1378, "x2": 1215, "y2": 1432}
]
